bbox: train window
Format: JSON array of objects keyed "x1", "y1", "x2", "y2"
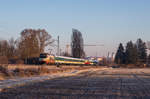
[{"x1": 40, "y1": 54, "x2": 47, "y2": 58}]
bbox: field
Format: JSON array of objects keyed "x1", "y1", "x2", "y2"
[
  {"x1": 1, "y1": 67, "x2": 150, "y2": 99},
  {"x1": 0, "y1": 65, "x2": 97, "y2": 80}
]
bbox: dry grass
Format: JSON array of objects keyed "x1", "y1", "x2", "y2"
[
  {"x1": 0, "y1": 65, "x2": 97, "y2": 80},
  {"x1": 0, "y1": 65, "x2": 12, "y2": 80}
]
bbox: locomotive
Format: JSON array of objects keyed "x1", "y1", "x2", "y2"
[{"x1": 39, "y1": 53, "x2": 96, "y2": 65}]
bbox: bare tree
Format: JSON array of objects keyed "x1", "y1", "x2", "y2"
[
  {"x1": 0, "y1": 38, "x2": 16, "y2": 64},
  {"x1": 7, "y1": 38, "x2": 16, "y2": 59},
  {"x1": 71, "y1": 29, "x2": 85, "y2": 58},
  {"x1": 17, "y1": 29, "x2": 39, "y2": 59},
  {"x1": 17, "y1": 29, "x2": 53, "y2": 59},
  {"x1": 0, "y1": 40, "x2": 9, "y2": 57},
  {"x1": 36, "y1": 29, "x2": 54, "y2": 53}
]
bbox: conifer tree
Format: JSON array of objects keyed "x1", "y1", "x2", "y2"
[
  {"x1": 115, "y1": 43, "x2": 125, "y2": 64},
  {"x1": 136, "y1": 38, "x2": 147, "y2": 63},
  {"x1": 125, "y1": 41, "x2": 138, "y2": 64}
]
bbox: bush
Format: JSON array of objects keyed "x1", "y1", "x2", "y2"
[
  {"x1": 0, "y1": 65, "x2": 11, "y2": 77},
  {"x1": 13, "y1": 68, "x2": 25, "y2": 77},
  {"x1": 38, "y1": 66, "x2": 49, "y2": 74},
  {"x1": 12, "y1": 66, "x2": 49, "y2": 77},
  {"x1": 0, "y1": 56, "x2": 8, "y2": 64},
  {"x1": 16, "y1": 59, "x2": 24, "y2": 64}
]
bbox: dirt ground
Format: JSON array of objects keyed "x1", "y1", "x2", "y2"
[{"x1": 1, "y1": 67, "x2": 150, "y2": 99}]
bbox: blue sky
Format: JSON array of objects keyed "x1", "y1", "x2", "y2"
[{"x1": 0, "y1": 0, "x2": 150, "y2": 56}]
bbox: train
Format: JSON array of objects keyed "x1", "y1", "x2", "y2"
[{"x1": 39, "y1": 53, "x2": 97, "y2": 66}]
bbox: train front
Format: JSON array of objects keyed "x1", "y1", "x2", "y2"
[{"x1": 39, "y1": 53, "x2": 55, "y2": 65}]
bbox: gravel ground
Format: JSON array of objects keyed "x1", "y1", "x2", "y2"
[{"x1": 1, "y1": 67, "x2": 150, "y2": 99}]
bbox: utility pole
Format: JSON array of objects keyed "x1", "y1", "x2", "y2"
[
  {"x1": 60, "y1": 49, "x2": 62, "y2": 56},
  {"x1": 57, "y1": 36, "x2": 60, "y2": 56},
  {"x1": 107, "y1": 52, "x2": 110, "y2": 64},
  {"x1": 48, "y1": 49, "x2": 52, "y2": 54}
]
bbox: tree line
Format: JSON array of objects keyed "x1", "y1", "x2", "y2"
[
  {"x1": 0, "y1": 29, "x2": 53, "y2": 64},
  {"x1": 115, "y1": 38, "x2": 148, "y2": 65},
  {"x1": 0, "y1": 28, "x2": 85, "y2": 64}
]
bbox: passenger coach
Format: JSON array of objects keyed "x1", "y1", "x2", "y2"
[{"x1": 39, "y1": 53, "x2": 96, "y2": 66}]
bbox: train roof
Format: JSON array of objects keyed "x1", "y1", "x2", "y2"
[{"x1": 55, "y1": 56, "x2": 85, "y2": 61}]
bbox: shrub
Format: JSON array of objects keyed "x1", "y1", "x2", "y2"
[
  {"x1": 0, "y1": 65, "x2": 11, "y2": 77},
  {"x1": 0, "y1": 56, "x2": 8, "y2": 64},
  {"x1": 13, "y1": 68, "x2": 25, "y2": 77},
  {"x1": 16, "y1": 59, "x2": 24, "y2": 64},
  {"x1": 38, "y1": 66, "x2": 49, "y2": 74}
]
